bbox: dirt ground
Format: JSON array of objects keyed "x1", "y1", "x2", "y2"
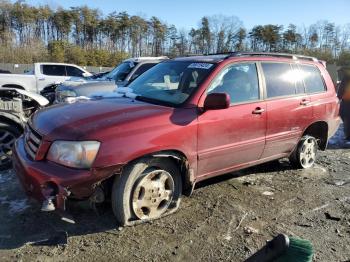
[{"x1": 0, "y1": 126, "x2": 350, "y2": 262}]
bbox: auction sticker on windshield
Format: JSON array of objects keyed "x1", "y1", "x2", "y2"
[{"x1": 188, "y1": 63, "x2": 213, "y2": 69}]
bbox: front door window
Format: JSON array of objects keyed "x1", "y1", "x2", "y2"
[{"x1": 208, "y1": 63, "x2": 260, "y2": 104}]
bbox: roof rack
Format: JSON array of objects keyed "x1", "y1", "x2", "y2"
[{"x1": 225, "y1": 52, "x2": 319, "y2": 63}]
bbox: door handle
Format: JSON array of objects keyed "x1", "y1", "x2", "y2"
[
  {"x1": 252, "y1": 107, "x2": 265, "y2": 114},
  {"x1": 38, "y1": 78, "x2": 46, "y2": 81},
  {"x1": 300, "y1": 99, "x2": 311, "y2": 106}
]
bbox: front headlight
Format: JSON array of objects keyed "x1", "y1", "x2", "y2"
[
  {"x1": 56, "y1": 90, "x2": 77, "y2": 102},
  {"x1": 47, "y1": 141, "x2": 100, "y2": 169}
]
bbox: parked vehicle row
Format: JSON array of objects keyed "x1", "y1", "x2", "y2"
[
  {"x1": 12, "y1": 52, "x2": 340, "y2": 226},
  {"x1": 55, "y1": 56, "x2": 168, "y2": 103}
]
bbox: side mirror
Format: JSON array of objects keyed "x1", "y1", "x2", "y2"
[
  {"x1": 203, "y1": 93, "x2": 230, "y2": 110},
  {"x1": 82, "y1": 72, "x2": 91, "y2": 77}
]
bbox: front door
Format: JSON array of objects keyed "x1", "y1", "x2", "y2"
[
  {"x1": 197, "y1": 62, "x2": 266, "y2": 179},
  {"x1": 36, "y1": 64, "x2": 69, "y2": 91}
]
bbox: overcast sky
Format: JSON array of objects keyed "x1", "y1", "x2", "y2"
[{"x1": 25, "y1": 0, "x2": 350, "y2": 29}]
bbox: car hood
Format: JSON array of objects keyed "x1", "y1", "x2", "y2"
[
  {"x1": 31, "y1": 98, "x2": 173, "y2": 140},
  {"x1": 58, "y1": 81, "x2": 117, "y2": 97},
  {"x1": 62, "y1": 78, "x2": 89, "y2": 86}
]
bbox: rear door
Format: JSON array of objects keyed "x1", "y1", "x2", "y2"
[
  {"x1": 260, "y1": 62, "x2": 313, "y2": 158},
  {"x1": 298, "y1": 64, "x2": 329, "y2": 120},
  {"x1": 197, "y1": 62, "x2": 266, "y2": 179}
]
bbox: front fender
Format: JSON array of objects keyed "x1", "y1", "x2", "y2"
[{"x1": 0, "y1": 112, "x2": 24, "y2": 128}]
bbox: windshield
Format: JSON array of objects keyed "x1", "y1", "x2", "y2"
[
  {"x1": 127, "y1": 61, "x2": 215, "y2": 106},
  {"x1": 102, "y1": 61, "x2": 137, "y2": 82}
]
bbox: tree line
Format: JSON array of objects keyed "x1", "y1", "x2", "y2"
[{"x1": 1, "y1": 1, "x2": 350, "y2": 67}]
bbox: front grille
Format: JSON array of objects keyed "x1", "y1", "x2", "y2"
[{"x1": 24, "y1": 124, "x2": 42, "y2": 160}]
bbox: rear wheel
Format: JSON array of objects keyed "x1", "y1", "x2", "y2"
[
  {"x1": 111, "y1": 157, "x2": 182, "y2": 226},
  {"x1": 0, "y1": 123, "x2": 21, "y2": 171},
  {"x1": 289, "y1": 135, "x2": 318, "y2": 169}
]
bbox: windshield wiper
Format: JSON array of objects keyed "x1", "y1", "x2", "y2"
[
  {"x1": 113, "y1": 87, "x2": 137, "y2": 99},
  {"x1": 135, "y1": 96, "x2": 175, "y2": 107}
]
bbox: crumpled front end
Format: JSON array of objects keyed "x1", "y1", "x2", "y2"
[{"x1": 13, "y1": 133, "x2": 122, "y2": 214}]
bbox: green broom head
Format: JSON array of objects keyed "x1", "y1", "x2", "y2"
[{"x1": 274, "y1": 236, "x2": 314, "y2": 262}]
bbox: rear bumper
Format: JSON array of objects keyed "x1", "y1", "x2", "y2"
[
  {"x1": 13, "y1": 137, "x2": 122, "y2": 210},
  {"x1": 329, "y1": 116, "x2": 341, "y2": 139}
]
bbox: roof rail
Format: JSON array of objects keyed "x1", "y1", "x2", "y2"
[
  {"x1": 226, "y1": 52, "x2": 319, "y2": 63},
  {"x1": 184, "y1": 53, "x2": 205, "y2": 57},
  {"x1": 124, "y1": 56, "x2": 169, "y2": 62}
]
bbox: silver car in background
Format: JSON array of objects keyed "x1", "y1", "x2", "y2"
[{"x1": 55, "y1": 57, "x2": 168, "y2": 102}]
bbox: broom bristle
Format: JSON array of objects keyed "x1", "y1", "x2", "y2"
[{"x1": 274, "y1": 237, "x2": 314, "y2": 262}]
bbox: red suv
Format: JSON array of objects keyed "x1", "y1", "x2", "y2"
[{"x1": 13, "y1": 52, "x2": 340, "y2": 226}]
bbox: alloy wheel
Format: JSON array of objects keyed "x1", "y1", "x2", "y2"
[
  {"x1": 131, "y1": 169, "x2": 174, "y2": 220},
  {"x1": 299, "y1": 137, "x2": 317, "y2": 168},
  {"x1": 0, "y1": 130, "x2": 17, "y2": 166}
]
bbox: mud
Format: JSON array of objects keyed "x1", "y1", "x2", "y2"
[{"x1": 0, "y1": 126, "x2": 350, "y2": 261}]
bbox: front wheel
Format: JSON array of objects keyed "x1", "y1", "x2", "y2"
[
  {"x1": 0, "y1": 123, "x2": 21, "y2": 171},
  {"x1": 289, "y1": 135, "x2": 318, "y2": 169},
  {"x1": 111, "y1": 158, "x2": 182, "y2": 226}
]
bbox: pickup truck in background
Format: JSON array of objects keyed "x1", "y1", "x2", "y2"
[
  {"x1": 0, "y1": 62, "x2": 91, "y2": 170},
  {"x1": 0, "y1": 63, "x2": 92, "y2": 93}
]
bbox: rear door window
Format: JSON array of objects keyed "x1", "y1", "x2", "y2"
[
  {"x1": 261, "y1": 62, "x2": 297, "y2": 98},
  {"x1": 208, "y1": 62, "x2": 260, "y2": 104},
  {"x1": 66, "y1": 66, "x2": 85, "y2": 77},
  {"x1": 291, "y1": 64, "x2": 305, "y2": 94},
  {"x1": 42, "y1": 65, "x2": 66, "y2": 76},
  {"x1": 299, "y1": 65, "x2": 326, "y2": 93}
]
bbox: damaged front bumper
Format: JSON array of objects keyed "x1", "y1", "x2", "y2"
[{"x1": 13, "y1": 137, "x2": 122, "y2": 215}]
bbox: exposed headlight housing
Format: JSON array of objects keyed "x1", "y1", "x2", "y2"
[
  {"x1": 56, "y1": 90, "x2": 77, "y2": 102},
  {"x1": 47, "y1": 141, "x2": 100, "y2": 169}
]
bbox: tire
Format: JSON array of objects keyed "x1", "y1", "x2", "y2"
[
  {"x1": 289, "y1": 135, "x2": 318, "y2": 169},
  {"x1": 0, "y1": 122, "x2": 21, "y2": 171},
  {"x1": 111, "y1": 157, "x2": 182, "y2": 226}
]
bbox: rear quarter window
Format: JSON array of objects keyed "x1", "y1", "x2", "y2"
[
  {"x1": 261, "y1": 62, "x2": 296, "y2": 98},
  {"x1": 299, "y1": 64, "x2": 326, "y2": 93}
]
